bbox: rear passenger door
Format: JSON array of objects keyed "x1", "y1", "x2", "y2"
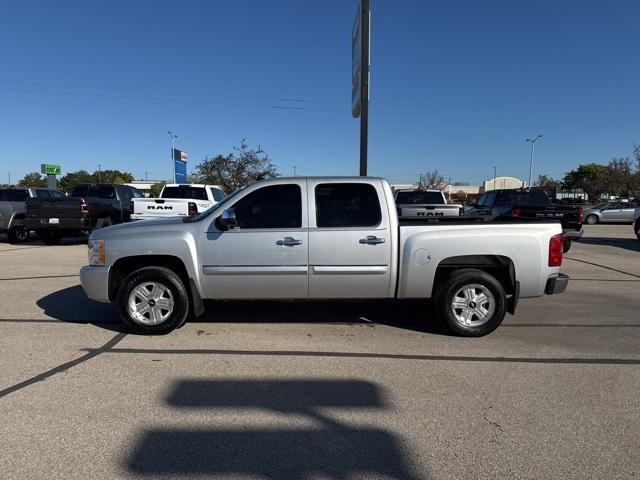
[{"x1": 308, "y1": 180, "x2": 392, "y2": 298}]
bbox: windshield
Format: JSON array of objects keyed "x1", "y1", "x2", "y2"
[
  {"x1": 395, "y1": 191, "x2": 444, "y2": 204},
  {"x1": 162, "y1": 186, "x2": 209, "y2": 200},
  {"x1": 189, "y1": 186, "x2": 247, "y2": 222}
]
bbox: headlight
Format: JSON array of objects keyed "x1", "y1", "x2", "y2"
[{"x1": 88, "y1": 240, "x2": 105, "y2": 266}]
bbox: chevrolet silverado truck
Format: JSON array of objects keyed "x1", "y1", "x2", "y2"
[
  {"x1": 464, "y1": 188, "x2": 583, "y2": 252},
  {"x1": 0, "y1": 187, "x2": 66, "y2": 243},
  {"x1": 394, "y1": 189, "x2": 463, "y2": 219},
  {"x1": 131, "y1": 184, "x2": 226, "y2": 220},
  {"x1": 80, "y1": 177, "x2": 569, "y2": 336},
  {"x1": 25, "y1": 184, "x2": 144, "y2": 244}
]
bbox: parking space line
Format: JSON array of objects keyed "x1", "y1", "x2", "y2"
[
  {"x1": 88, "y1": 347, "x2": 640, "y2": 365},
  {"x1": 565, "y1": 257, "x2": 640, "y2": 279},
  {"x1": 0, "y1": 332, "x2": 127, "y2": 399},
  {"x1": 0, "y1": 274, "x2": 79, "y2": 281}
]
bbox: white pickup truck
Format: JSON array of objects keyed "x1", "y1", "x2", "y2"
[
  {"x1": 394, "y1": 189, "x2": 463, "y2": 219},
  {"x1": 80, "y1": 177, "x2": 569, "y2": 336},
  {"x1": 131, "y1": 184, "x2": 226, "y2": 220}
]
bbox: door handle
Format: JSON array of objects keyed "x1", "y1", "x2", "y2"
[
  {"x1": 359, "y1": 235, "x2": 386, "y2": 245},
  {"x1": 276, "y1": 237, "x2": 303, "y2": 246}
]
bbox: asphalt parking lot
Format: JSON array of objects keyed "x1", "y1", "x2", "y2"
[{"x1": 0, "y1": 224, "x2": 638, "y2": 480}]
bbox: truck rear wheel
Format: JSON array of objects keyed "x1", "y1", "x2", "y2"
[
  {"x1": 8, "y1": 224, "x2": 29, "y2": 244},
  {"x1": 116, "y1": 267, "x2": 189, "y2": 334},
  {"x1": 434, "y1": 269, "x2": 506, "y2": 337}
]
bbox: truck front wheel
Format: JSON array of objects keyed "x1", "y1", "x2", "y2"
[
  {"x1": 434, "y1": 269, "x2": 506, "y2": 337},
  {"x1": 116, "y1": 267, "x2": 190, "y2": 334}
]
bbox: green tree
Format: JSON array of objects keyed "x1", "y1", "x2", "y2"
[
  {"x1": 534, "y1": 175, "x2": 560, "y2": 189},
  {"x1": 96, "y1": 169, "x2": 133, "y2": 184},
  {"x1": 607, "y1": 157, "x2": 635, "y2": 197},
  {"x1": 195, "y1": 140, "x2": 278, "y2": 192},
  {"x1": 18, "y1": 172, "x2": 47, "y2": 187},
  {"x1": 562, "y1": 164, "x2": 610, "y2": 201},
  {"x1": 59, "y1": 170, "x2": 94, "y2": 192},
  {"x1": 149, "y1": 182, "x2": 166, "y2": 198}
]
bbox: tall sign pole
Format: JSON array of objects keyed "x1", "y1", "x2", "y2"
[{"x1": 352, "y1": 0, "x2": 370, "y2": 176}]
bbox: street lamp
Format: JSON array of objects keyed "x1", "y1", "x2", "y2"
[
  {"x1": 526, "y1": 134, "x2": 543, "y2": 188},
  {"x1": 168, "y1": 131, "x2": 178, "y2": 183}
]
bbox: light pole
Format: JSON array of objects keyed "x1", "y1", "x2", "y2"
[
  {"x1": 526, "y1": 134, "x2": 543, "y2": 188},
  {"x1": 97, "y1": 164, "x2": 102, "y2": 183},
  {"x1": 493, "y1": 166, "x2": 497, "y2": 190},
  {"x1": 168, "y1": 131, "x2": 178, "y2": 183}
]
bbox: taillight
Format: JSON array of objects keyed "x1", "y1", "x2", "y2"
[
  {"x1": 577, "y1": 207, "x2": 583, "y2": 225},
  {"x1": 188, "y1": 202, "x2": 197, "y2": 216},
  {"x1": 511, "y1": 207, "x2": 521, "y2": 217},
  {"x1": 549, "y1": 233, "x2": 564, "y2": 267},
  {"x1": 80, "y1": 201, "x2": 90, "y2": 216}
]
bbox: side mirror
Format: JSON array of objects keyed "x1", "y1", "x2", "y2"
[{"x1": 217, "y1": 208, "x2": 238, "y2": 230}]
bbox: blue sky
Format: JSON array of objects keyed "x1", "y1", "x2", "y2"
[{"x1": 0, "y1": 0, "x2": 638, "y2": 186}]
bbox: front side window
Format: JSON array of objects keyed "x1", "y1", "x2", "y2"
[
  {"x1": 315, "y1": 183, "x2": 381, "y2": 228},
  {"x1": 232, "y1": 184, "x2": 301, "y2": 229},
  {"x1": 90, "y1": 186, "x2": 116, "y2": 199},
  {"x1": 50, "y1": 190, "x2": 66, "y2": 198}
]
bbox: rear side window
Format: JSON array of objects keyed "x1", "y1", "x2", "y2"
[
  {"x1": 232, "y1": 184, "x2": 301, "y2": 229},
  {"x1": 90, "y1": 186, "x2": 116, "y2": 199},
  {"x1": 35, "y1": 190, "x2": 51, "y2": 198},
  {"x1": 162, "y1": 186, "x2": 208, "y2": 200},
  {"x1": 395, "y1": 191, "x2": 444, "y2": 204},
  {"x1": 210, "y1": 187, "x2": 226, "y2": 202},
  {"x1": 315, "y1": 183, "x2": 381, "y2": 228}
]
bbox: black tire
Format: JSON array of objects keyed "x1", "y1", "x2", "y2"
[
  {"x1": 433, "y1": 269, "x2": 506, "y2": 337},
  {"x1": 8, "y1": 224, "x2": 29, "y2": 244},
  {"x1": 585, "y1": 214, "x2": 599, "y2": 225},
  {"x1": 116, "y1": 266, "x2": 190, "y2": 334},
  {"x1": 41, "y1": 229, "x2": 61, "y2": 245},
  {"x1": 563, "y1": 237, "x2": 572, "y2": 253},
  {"x1": 95, "y1": 216, "x2": 113, "y2": 229}
]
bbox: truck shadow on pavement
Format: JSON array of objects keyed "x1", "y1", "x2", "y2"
[
  {"x1": 126, "y1": 379, "x2": 426, "y2": 480},
  {"x1": 37, "y1": 286, "x2": 450, "y2": 335},
  {"x1": 36, "y1": 285, "x2": 126, "y2": 332},
  {"x1": 577, "y1": 236, "x2": 640, "y2": 253}
]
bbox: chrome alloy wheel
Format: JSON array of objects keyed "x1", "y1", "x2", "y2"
[
  {"x1": 451, "y1": 284, "x2": 495, "y2": 327},
  {"x1": 127, "y1": 281, "x2": 174, "y2": 325}
]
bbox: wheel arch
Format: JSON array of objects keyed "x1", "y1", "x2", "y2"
[
  {"x1": 109, "y1": 255, "x2": 204, "y2": 316},
  {"x1": 434, "y1": 255, "x2": 518, "y2": 314}
]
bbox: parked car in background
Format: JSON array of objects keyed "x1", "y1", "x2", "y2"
[
  {"x1": 0, "y1": 187, "x2": 66, "y2": 243},
  {"x1": 464, "y1": 188, "x2": 583, "y2": 252},
  {"x1": 131, "y1": 184, "x2": 226, "y2": 220},
  {"x1": 394, "y1": 189, "x2": 463, "y2": 219},
  {"x1": 25, "y1": 184, "x2": 143, "y2": 244},
  {"x1": 582, "y1": 201, "x2": 638, "y2": 225},
  {"x1": 80, "y1": 177, "x2": 569, "y2": 337}
]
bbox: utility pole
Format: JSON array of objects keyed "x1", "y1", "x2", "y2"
[
  {"x1": 526, "y1": 134, "x2": 543, "y2": 188},
  {"x1": 293, "y1": 165, "x2": 297, "y2": 176},
  {"x1": 8, "y1": 173, "x2": 11, "y2": 186},
  {"x1": 359, "y1": 0, "x2": 370, "y2": 176},
  {"x1": 97, "y1": 164, "x2": 102, "y2": 184},
  {"x1": 493, "y1": 166, "x2": 497, "y2": 190},
  {"x1": 168, "y1": 131, "x2": 178, "y2": 183}
]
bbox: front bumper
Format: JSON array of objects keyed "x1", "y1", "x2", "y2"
[
  {"x1": 562, "y1": 228, "x2": 583, "y2": 240},
  {"x1": 545, "y1": 273, "x2": 569, "y2": 295},
  {"x1": 80, "y1": 265, "x2": 111, "y2": 303}
]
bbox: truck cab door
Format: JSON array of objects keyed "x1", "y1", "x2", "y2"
[
  {"x1": 307, "y1": 180, "x2": 392, "y2": 298},
  {"x1": 199, "y1": 180, "x2": 309, "y2": 299}
]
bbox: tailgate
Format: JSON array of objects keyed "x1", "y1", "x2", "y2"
[
  {"x1": 398, "y1": 204, "x2": 461, "y2": 218},
  {"x1": 26, "y1": 197, "x2": 83, "y2": 219},
  {"x1": 132, "y1": 198, "x2": 202, "y2": 218}
]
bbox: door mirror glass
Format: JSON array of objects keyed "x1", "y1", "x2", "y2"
[{"x1": 217, "y1": 208, "x2": 238, "y2": 230}]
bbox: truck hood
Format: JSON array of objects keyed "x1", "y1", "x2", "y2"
[{"x1": 89, "y1": 217, "x2": 191, "y2": 240}]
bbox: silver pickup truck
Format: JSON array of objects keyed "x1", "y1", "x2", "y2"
[{"x1": 80, "y1": 177, "x2": 569, "y2": 336}]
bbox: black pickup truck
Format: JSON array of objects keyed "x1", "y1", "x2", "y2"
[
  {"x1": 465, "y1": 188, "x2": 583, "y2": 252},
  {"x1": 25, "y1": 184, "x2": 144, "y2": 244}
]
